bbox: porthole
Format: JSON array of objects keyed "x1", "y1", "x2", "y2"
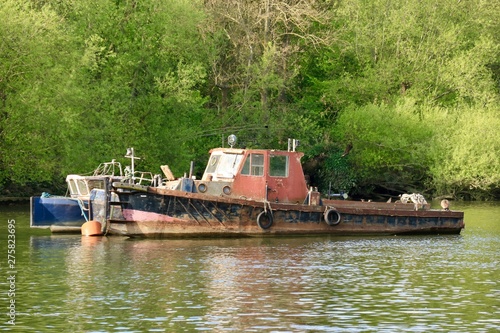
[{"x1": 198, "y1": 183, "x2": 207, "y2": 193}]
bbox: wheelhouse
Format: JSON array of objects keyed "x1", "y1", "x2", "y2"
[{"x1": 197, "y1": 148, "x2": 308, "y2": 204}]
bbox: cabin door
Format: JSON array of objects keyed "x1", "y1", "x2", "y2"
[
  {"x1": 266, "y1": 153, "x2": 308, "y2": 204},
  {"x1": 232, "y1": 153, "x2": 267, "y2": 200}
]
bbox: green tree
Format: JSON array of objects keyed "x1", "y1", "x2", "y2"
[
  {"x1": 332, "y1": 101, "x2": 434, "y2": 197},
  {"x1": 427, "y1": 105, "x2": 500, "y2": 200},
  {"x1": 201, "y1": 0, "x2": 332, "y2": 146},
  {"x1": 0, "y1": 1, "x2": 76, "y2": 189},
  {"x1": 57, "y1": 0, "x2": 213, "y2": 176},
  {"x1": 1, "y1": 0, "x2": 499, "y2": 200},
  {"x1": 314, "y1": 0, "x2": 500, "y2": 198}
]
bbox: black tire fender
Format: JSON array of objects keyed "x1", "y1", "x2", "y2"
[
  {"x1": 257, "y1": 211, "x2": 273, "y2": 229},
  {"x1": 324, "y1": 208, "x2": 341, "y2": 226}
]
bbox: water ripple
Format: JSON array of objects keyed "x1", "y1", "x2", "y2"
[{"x1": 1, "y1": 202, "x2": 499, "y2": 332}]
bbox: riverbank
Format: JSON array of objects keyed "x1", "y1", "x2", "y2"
[
  {"x1": 0, "y1": 180, "x2": 66, "y2": 205},
  {"x1": 0, "y1": 197, "x2": 30, "y2": 204}
]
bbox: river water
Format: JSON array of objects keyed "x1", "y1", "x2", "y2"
[{"x1": 0, "y1": 201, "x2": 499, "y2": 332}]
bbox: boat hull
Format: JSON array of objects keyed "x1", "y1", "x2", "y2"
[
  {"x1": 107, "y1": 189, "x2": 465, "y2": 237},
  {"x1": 30, "y1": 196, "x2": 87, "y2": 229}
]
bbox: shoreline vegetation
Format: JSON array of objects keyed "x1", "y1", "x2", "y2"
[
  {"x1": 1, "y1": 0, "x2": 499, "y2": 201},
  {"x1": 0, "y1": 197, "x2": 29, "y2": 203}
]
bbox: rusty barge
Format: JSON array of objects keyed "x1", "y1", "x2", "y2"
[{"x1": 101, "y1": 136, "x2": 464, "y2": 237}]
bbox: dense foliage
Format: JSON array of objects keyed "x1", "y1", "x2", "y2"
[{"x1": 1, "y1": 0, "x2": 499, "y2": 200}]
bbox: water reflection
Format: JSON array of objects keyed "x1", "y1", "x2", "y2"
[
  {"x1": 0, "y1": 202, "x2": 499, "y2": 332},
  {"x1": 11, "y1": 234, "x2": 496, "y2": 332}
]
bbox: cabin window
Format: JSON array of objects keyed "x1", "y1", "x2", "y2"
[
  {"x1": 217, "y1": 153, "x2": 243, "y2": 178},
  {"x1": 87, "y1": 180, "x2": 105, "y2": 191},
  {"x1": 68, "y1": 179, "x2": 89, "y2": 197},
  {"x1": 68, "y1": 180, "x2": 79, "y2": 196},
  {"x1": 204, "y1": 153, "x2": 243, "y2": 179},
  {"x1": 241, "y1": 153, "x2": 264, "y2": 176},
  {"x1": 270, "y1": 155, "x2": 288, "y2": 177},
  {"x1": 76, "y1": 179, "x2": 89, "y2": 196},
  {"x1": 206, "y1": 155, "x2": 221, "y2": 174}
]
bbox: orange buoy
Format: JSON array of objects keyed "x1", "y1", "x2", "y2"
[{"x1": 81, "y1": 220, "x2": 103, "y2": 236}]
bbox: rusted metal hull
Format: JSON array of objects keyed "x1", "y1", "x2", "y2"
[{"x1": 106, "y1": 187, "x2": 464, "y2": 237}]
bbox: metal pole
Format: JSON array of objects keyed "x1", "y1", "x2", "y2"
[
  {"x1": 131, "y1": 148, "x2": 135, "y2": 183},
  {"x1": 189, "y1": 161, "x2": 194, "y2": 179},
  {"x1": 103, "y1": 177, "x2": 110, "y2": 234}
]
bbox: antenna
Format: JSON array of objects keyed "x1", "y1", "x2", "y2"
[{"x1": 125, "y1": 147, "x2": 140, "y2": 183}]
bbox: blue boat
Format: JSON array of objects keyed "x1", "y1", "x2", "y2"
[{"x1": 30, "y1": 194, "x2": 87, "y2": 230}]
